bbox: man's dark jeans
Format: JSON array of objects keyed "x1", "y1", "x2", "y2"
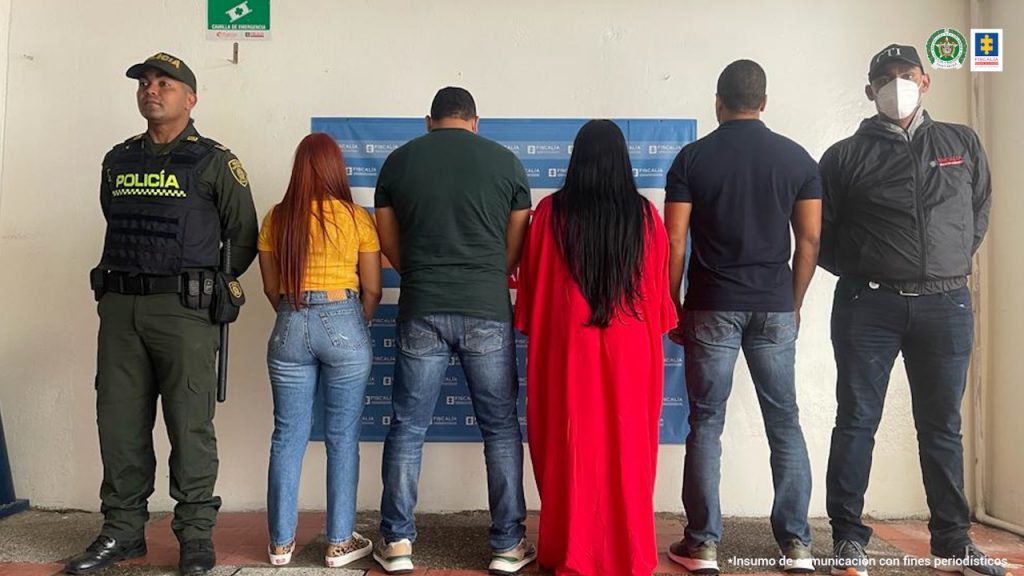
[{"x1": 827, "y1": 278, "x2": 973, "y2": 555}]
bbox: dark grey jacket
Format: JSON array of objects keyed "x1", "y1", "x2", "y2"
[{"x1": 818, "y1": 111, "x2": 991, "y2": 294}]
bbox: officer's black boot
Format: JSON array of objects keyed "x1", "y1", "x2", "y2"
[
  {"x1": 178, "y1": 539, "x2": 216, "y2": 575},
  {"x1": 64, "y1": 535, "x2": 147, "y2": 574}
]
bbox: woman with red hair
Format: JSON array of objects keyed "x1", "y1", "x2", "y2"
[{"x1": 258, "y1": 133, "x2": 382, "y2": 568}]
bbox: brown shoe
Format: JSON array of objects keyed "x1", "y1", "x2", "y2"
[{"x1": 325, "y1": 531, "x2": 372, "y2": 568}]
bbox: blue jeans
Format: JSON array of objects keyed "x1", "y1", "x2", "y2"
[
  {"x1": 682, "y1": 310, "x2": 812, "y2": 547},
  {"x1": 266, "y1": 291, "x2": 372, "y2": 546},
  {"x1": 380, "y1": 314, "x2": 526, "y2": 551},
  {"x1": 827, "y1": 279, "x2": 973, "y2": 554}
]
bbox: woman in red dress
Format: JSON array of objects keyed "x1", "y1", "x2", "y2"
[{"x1": 514, "y1": 120, "x2": 678, "y2": 576}]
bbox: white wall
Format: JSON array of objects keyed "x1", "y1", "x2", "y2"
[
  {"x1": 0, "y1": 0, "x2": 9, "y2": 246},
  {"x1": 983, "y1": 0, "x2": 1024, "y2": 528},
  {"x1": 0, "y1": 0, "x2": 979, "y2": 519}
]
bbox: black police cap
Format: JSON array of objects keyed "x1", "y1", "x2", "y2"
[
  {"x1": 126, "y1": 52, "x2": 197, "y2": 92},
  {"x1": 868, "y1": 44, "x2": 924, "y2": 80}
]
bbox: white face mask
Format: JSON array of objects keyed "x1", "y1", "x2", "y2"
[{"x1": 874, "y1": 77, "x2": 921, "y2": 121}]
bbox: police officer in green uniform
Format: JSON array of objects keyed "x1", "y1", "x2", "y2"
[{"x1": 64, "y1": 53, "x2": 257, "y2": 576}]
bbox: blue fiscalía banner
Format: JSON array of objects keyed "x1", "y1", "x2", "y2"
[{"x1": 308, "y1": 117, "x2": 694, "y2": 443}]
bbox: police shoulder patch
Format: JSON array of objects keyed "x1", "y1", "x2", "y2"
[
  {"x1": 117, "y1": 133, "x2": 145, "y2": 152},
  {"x1": 227, "y1": 158, "x2": 249, "y2": 187}
]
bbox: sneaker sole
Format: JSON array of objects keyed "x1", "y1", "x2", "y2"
[
  {"x1": 931, "y1": 555, "x2": 999, "y2": 576},
  {"x1": 373, "y1": 551, "x2": 414, "y2": 574},
  {"x1": 667, "y1": 550, "x2": 720, "y2": 575},
  {"x1": 488, "y1": 552, "x2": 537, "y2": 575},
  {"x1": 830, "y1": 567, "x2": 868, "y2": 576},
  {"x1": 782, "y1": 557, "x2": 815, "y2": 573},
  {"x1": 961, "y1": 570, "x2": 1002, "y2": 576},
  {"x1": 268, "y1": 552, "x2": 291, "y2": 566},
  {"x1": 65, "y1": 546, "x2": 148, "y2": 575},
  {"x1": 326, "y1": 542, "x2": 372, "y2": 568}
]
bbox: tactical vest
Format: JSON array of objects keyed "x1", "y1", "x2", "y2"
[{"x1": 99, "y1": 134, "x2": 222, "y2": 275}]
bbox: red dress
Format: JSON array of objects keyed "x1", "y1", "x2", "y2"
[{"x1": 514, "y1": 196, "x2": 677, "y2": 576}]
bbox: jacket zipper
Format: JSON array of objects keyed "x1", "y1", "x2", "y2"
[{"x1": 907, "y1": 138, "x2": 927, "y2": 291}]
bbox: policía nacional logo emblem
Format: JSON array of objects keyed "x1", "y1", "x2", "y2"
[
  {"x1": 927, "y1": 28, "x2": 968, "y2": 69},
  {"x1": 227, "y1": 158, "x2": 249, "y2": 187}
]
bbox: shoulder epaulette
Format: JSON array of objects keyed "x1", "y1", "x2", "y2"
[
  {"x1": 110, "y1": 133, "x2": 145, "y2": 153},
  {"x1": 192, "y1": 135, "x2": 229, "y2": 153}
]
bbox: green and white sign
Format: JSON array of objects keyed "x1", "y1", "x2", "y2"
[{"x1": 207, "y1": 0, "x2": 270, "y2": 40}]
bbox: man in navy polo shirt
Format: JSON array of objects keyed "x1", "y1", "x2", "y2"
[{"x1": 664, "y1": 59, "x2": 822, "y2": 576}]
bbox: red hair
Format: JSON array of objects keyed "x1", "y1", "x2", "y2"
[{"x1": 271, "y1": 133, "x2": 354, "y2": 307}]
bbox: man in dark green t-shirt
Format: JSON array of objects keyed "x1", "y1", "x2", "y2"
[{"x1": 373, "y1": 87, "x2": 535, "y2": 575}]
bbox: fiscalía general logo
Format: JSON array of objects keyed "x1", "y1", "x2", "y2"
[
  {"x1": 927, "y1": 28, "x2": 968, "y2": 69},
  {"x1": 971, "y1": 29, "x2": 1003, "y2": 72}
]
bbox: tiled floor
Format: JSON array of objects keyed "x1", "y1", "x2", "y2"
[
  {"x1": 0, "y1": 510, "x2": 1022, "y2": 575},
  {"x1": 872, "y1": 520, "x2": 1024, "y2": 570}
]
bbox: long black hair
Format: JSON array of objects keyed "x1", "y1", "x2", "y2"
[{"x1": 550, "y1": 119, "x2": 653, "y2": 328}]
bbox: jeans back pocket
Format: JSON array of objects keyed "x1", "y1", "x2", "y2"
[
  {"x1": 319, "y1": 306, "x2": 369, "y2": 350},
  {"x1": 398, "y1": 318, "x2": 443, "y2": 356},
  {"x1": 268, "y1": 306, "x2": 293, "y2": 353},
  {"x1": 687, "y1": 311, "x2": 740, "y2": 346},
  {"x1": 462, "y1": 318, "x2": 507, "y2": 355},
  {"x1": 762, "y1": 312, "x2": 797, "y2": 345}
]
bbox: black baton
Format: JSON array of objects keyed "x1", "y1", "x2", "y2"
[{"x1": 217, "y1": 239, "x2": 231, "y2": 403}]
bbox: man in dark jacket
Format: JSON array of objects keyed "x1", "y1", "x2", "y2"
[{"x1": 819, "y1": 44, "x2": 1003, "y2": 576}]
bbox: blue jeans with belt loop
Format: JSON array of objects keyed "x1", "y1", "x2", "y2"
[
  {"x1": 266, "y1": 290, "x2": 372, "y2": 546},
  {"x1": 827, "y1": 278, "x2": 974, "y2": 554},
  {"x1": 379, "y1": 313, "x2": 526, "y2": 552},
  {"x1": 681, "y1": 310, "x2": 812, "y2": 548}
]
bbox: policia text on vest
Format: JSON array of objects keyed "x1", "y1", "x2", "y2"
[{"x1": 90, "y1": 135, "x2": 246, "y2": 330}]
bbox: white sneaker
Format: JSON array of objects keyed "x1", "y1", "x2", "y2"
[
  {"x1": 268, "y1": 540, "x2": 294, "y2": 566},
  {"x1": 325, "y1": 531, "x2": 373, "y2": 568},
  {"x1": 489, "y1": 538, "x2": 538, "y2": 575},
  {"x1": 373, "y1": 537, "x2": 414, "y2": 574}
]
